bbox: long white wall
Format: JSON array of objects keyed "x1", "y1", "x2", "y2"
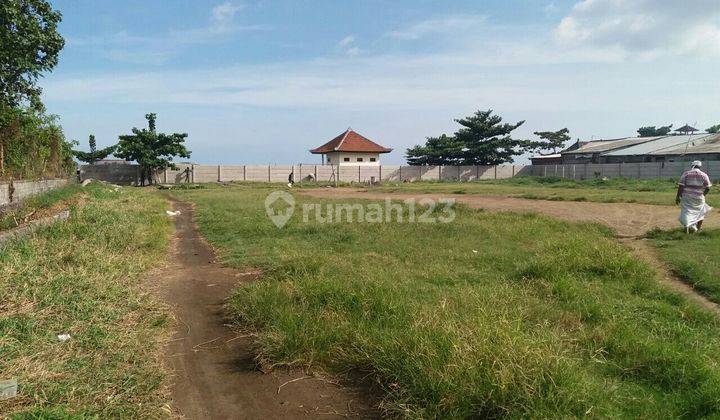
[{"x1": 79, "y1": 161, "x2": 720, "y2": 185}]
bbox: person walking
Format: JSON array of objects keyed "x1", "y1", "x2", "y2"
[{"x1": 676, "y1": 160, "x2": 712, "y2": 233}]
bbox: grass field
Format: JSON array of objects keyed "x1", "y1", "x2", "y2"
[
  {"x1": 0, "y1": 183, "x2": 171, "y2": 418},
  {"x1": 365, "y1": 177, "x2": 720, "y2": 207},
  {"x1": 174, "y1": 184, "x2": 720, "y2": 418},
  {"x1": 649, "y1": 228, "x2": 720, "y2": 303}
]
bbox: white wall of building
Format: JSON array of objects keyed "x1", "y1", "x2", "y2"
[{"x1": 325, "y1": 152, "x2": 381, "y2": 166}]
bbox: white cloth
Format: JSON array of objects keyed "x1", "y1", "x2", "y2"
[{"x1": 679, "y1": 195, "x2": 712, "y2": 228}]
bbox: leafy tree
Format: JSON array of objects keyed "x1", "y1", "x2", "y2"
[
  {"x1": 407, "y1": 110, "x2": 531, "y2": 165},
  {"x1": 406, "y1": 134, "x2": 464, "y2": 165},
  {"x1": 532, "y1": 128, "x2": 570, "y2": 154},
  {"x1": 637, "y1": 124, "x2": 672, "y2": 137},
  {"x1": 0, "y1": 0, "x2": 65, "y2": 108},
  {"x1": 706, "y1": 124, "x2": 720, "y2": 134},
  {"x1": 73, "y1": 134, "x2": 116, "y2": 165},
  {"x1": 115, "y1": 113, "x2": 191, "y2": 186}
]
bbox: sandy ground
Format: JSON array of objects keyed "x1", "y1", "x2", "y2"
[
  {"x1": 157, "y1": 198, "x2": 377, "y2": 419},
  {"x1": 300, "y1": 188, "x2": 720, "y2": 314},
  {"x1": 301, "y1": 189, "x2": 720, "y2": 237}
]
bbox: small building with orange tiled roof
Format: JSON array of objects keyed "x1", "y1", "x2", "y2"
[{"x1": 310, "y1": 128, "x2": 392, "y2": 166}]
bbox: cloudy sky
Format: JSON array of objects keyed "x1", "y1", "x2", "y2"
[{"x1": 45, "y1": 0, "x2": 720, "y2": 164}]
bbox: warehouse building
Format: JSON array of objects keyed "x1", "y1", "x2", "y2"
[{"x1": 556, "y1": 133, "x2": 720, "y2": 164}]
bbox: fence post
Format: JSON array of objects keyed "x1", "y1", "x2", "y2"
[
  {"x1": 512, "y1": 165, "x2": 515, "y2": 177},
  {"x1": 314, "y1": 165, "x2": 318, "y2": 183},
  {"x1": 637, "y1": 164, "x2": 641, "y2": 180},
  {"x1": 268, "y1": 165, "x2": 271, "y2": 183},
  {"x1": 164, "y1": 168, "x2": 168, "y2": 184},
  {"x1": 191, "y1": 164, "x2": 195, "y2": 183},
  {"x1": 544, "y1": 166, "x2": 547, "y2": 177},
  {"x1": 218, "y1": 165, "x2": 222, "y2": 182},
  {"x1": 358, "y1": 165, "x2": 361, "y2": 183},
  {"x1": 243, "y1": 165, "x2": 246, "y2": 181},
  {"x1": 399, "y1": 166, "x2": 402, "y2": 181},
  {"x1": 438, "y1": 165, "x2": 442, "y2": 180},
  {"x1": 379, "y1": 165, "x2": 382, "y2": 182},
  {"x1": 619, "y1": 162, "x2": 622, "y2": 178}
]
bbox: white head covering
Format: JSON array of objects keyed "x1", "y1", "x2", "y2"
[{"x1": 691, "y1": 160, "x2": 702, "y2": 169}]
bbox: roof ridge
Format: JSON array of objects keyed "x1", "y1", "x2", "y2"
[{"x1": 334, "y1": 128, "x2": 352, "y2": 151}]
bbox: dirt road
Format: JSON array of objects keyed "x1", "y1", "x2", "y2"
[
  {"x1": 300, "y1": 188, "x2": 720, "y2": 314},
  {"x1": 301, "y1": 189, "x2": 719, "y2": 237},
  {"x1": 157, "y1": 198, "x2": 376, "y2": 419}
]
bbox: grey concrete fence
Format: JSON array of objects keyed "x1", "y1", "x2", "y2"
[
  {"x1": 0, "y1": 179, "x2": 69, "y2": 208},
  {"x1": 79, "y1": 161, "x2": 720, "y2": 185}
]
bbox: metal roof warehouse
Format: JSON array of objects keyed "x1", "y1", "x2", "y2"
[{"x1": 557, "y1": 133, "x2": 720, "y2": 164}]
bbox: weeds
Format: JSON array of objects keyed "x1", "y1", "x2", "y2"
[
  {"x1": 0, "y1": 183, "x2": 171, "y2": 417},
  {"x1": 175, "y1": 185, "x2": 720, "y2": 418}
]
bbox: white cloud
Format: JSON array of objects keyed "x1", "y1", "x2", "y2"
[
  {"x1": 210, "y1": 2, "x2": 246, "y2": 33},
  {"x1": 387, "y1": 15, "x2": 487, "y2": 40},
  {"x1": 67, "y1": 2, "x2": 264, "y2": 65},
  {"x1": 338, "y1": 35, "x2": 355, "y2": 47},
  {"x1": 555, "y1": 0, "x2": 720, "y2": 57},
  {"x1": 345, "y1": 47, "x2": 360, "y2": 56}
]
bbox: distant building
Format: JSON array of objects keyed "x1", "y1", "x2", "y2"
[
  {"x1": 310, "y1": 128, "x2": 392, "y2": 165},
  {"x1": 529, "y1": 154, "x2": 562, "y2": 165},
  {"x1": 557, "y1": 133, "x2": 720, "y2": 164},
  {"x1": 95, "y1": 159, "x2": 131, "y2": 165}
]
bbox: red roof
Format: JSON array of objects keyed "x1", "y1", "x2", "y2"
[{"x1": 310, "y1": 129, "x2": 392, "y2": 154}]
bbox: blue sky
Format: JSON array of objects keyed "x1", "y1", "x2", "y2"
[{"x1": 44, "y1": 0, "x2": 720, "y2": 164}]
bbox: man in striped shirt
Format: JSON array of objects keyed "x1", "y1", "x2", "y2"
[{"x1": 676, "y1": 160, "x2": 712, "y2": 233}]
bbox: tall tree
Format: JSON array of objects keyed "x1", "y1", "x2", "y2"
[
  {"x1": 532, "y1": 128, "x2": 570, "y2": 154},
  {"x1": 115, "y1": 113, "x2": 191, "y2": 186},
  {"x1": 73, "y1": 134, "x2": 116, "y2": 165},
  {"x1": 454, "y1": 110, "x2": 530, "y2": 165},
  {"x1": 0, "y1": 0, "x2": 65, "y2": 108},
  {"x1": 637, "y1": 124, "x2": 672, "y2": 137},
  {"x1": 706, "y1": 124, "x2": 720, "y2": 134},
  {"x1": 406, "y1": 134, "x2": 464, "y2": 165},
  {"x1": 0, "y1": 0, "x2": 65, "y2": 176},
  {"x1": 406, "y1": 110, "x2": 531, "y2": 165}
]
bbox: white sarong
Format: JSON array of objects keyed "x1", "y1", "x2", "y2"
[{"x1": 679, "y1": 195, "x2": 712, "y2": 228}]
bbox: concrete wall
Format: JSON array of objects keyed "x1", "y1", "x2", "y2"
[
  {"x1": 80, "y1": 161, "x2": 720, "y2": 185},
  {"x1": 0, "y1": 178, "x2": 69, "y2": 208}
]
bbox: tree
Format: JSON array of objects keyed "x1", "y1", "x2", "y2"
[
  {"x1": 406, "y1": 134, "x2": 464, "y2": 165},
  {"x1": 637, "y1": 124, "x2": 672, "y2": 137},
  {"x1": 0, "y1": 0, "x2": 65, "y2": 108},
  {"x1": 406, "y1": 110, "x2": 531, "y2": 166},
  {"x1": 115, "y1": 113, "x2": 191, "y2": 186},
  {"x1": 532, "y1": 128, "x2": 570, "y2": 154},
  {"x1": 73, "y1": 134, "x2": 116, "y2": 165},
  {"x1": 706, "y1": 124, "x2": 720, "y2": 134}
]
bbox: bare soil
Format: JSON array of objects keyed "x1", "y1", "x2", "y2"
[
  {"x1": 157, "y1": 198, "x2": 378, "y2": 419},
  {"x1": 301, "y1": 188, "x2": 720, "y2": 313}
]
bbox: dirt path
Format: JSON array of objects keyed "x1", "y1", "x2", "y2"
[
  {"x1": 301, "y1": 188, "x2": 720, "y2": 313},
  {"x1": 157, "y1": 198, "x2": 377, "y2": 419}
]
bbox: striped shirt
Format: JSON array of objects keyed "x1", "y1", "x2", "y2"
[{"x1": 679, "y1": 168, "x2": 712, "y2": 198}]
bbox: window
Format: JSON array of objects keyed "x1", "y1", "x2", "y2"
[
  {"x1": 357, "y1": 157, "x2": 363, "y2": 162},
  {"x1": 370, "y1": 157, "x2": 376, "y2": 162},
  {"x1": 344, "y1": 157, "x2": 350, "y2": 162}
]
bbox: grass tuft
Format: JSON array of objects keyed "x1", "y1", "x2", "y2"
[{"x1": 174, "y1": 185, "x2": 720, "y2": 418}]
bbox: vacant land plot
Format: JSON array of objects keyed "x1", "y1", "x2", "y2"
[
  {"x1": 174, "y1": 184, "x2": 720, "y2": 418},
  {"x1": 649, "y1": 229, "x2": 720, "y2": 303},
  {"x1": 366, "y1": 177, "x2": 720, "y2": 207},
  {"x1": 0, "y1": 184, "x2": 171, "y2": 417}
]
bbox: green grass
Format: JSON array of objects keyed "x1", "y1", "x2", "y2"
[
  {"x1": 0, "y1": 183, "x2": 172, "y2": 418},
  {"x1": 0, "y1": 183, "x2": 85, "y2": 231},
  {"x1": 649, "y1": 228, "x2": 720, "y2": 303},
  {"x1": 369, "y1": 177, "x2": 719, "y2": 207},
  {"x1": 174, "y1": 184, "x2": 720, "y2": 418}
]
